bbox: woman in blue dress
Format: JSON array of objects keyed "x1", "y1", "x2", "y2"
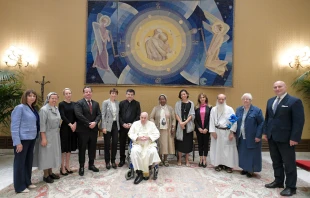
[{"x1": 235, "y1": 93, "x2": 264, "y2": 177}]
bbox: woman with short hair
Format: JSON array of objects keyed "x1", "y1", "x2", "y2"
[
  {"x1": 33, "y1": 92, "x2": 62, "y2": 183},
  {"x1": 101, "y1": 88, "x2": 120, "y2": 169},
  {"x1": 150, "y1": 94, "x2": 176, "y2": 166},
  {"x1": 235, "y1": 93, "x2": 264, "y2": 177}
]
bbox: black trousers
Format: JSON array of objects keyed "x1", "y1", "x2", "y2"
[
  {"x1": 104, "y1": 121, "x2": 119, "y2": 163},
  {"x1": 119, "y1": 126, "x2": 130, "y2": 161},
  {"x1": 77, "y1": 131, "x2": 98, "y2": 167},
  {"x1": 196, "y1": 131, "x2": 210, "y2": 156},
  {"x1": 268, "y1": 137, "x2": 297, "y2": 189},
  {"x1": 13, "y1": 139, "x2": 36, "y2": 193}
]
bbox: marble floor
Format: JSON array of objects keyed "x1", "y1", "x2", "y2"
[{"x1": 0, "y1": 150, "x2": 309, "y2": 192}]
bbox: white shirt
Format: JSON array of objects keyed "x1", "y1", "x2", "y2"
[
  {"x1": 111, "y1": 101, "x2": 117, "y2": 121},
  {"x1": 240, "y1": 108, "x2": 248, "y2": 139},
  {"x1": 272, "y1": 92, "x2": 287, "y2": 111}
]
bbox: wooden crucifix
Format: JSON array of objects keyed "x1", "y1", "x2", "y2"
[{"x1": 35, "y1": 76, "x2": 50, "y2": 102}]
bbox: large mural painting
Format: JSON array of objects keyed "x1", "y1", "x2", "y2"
[{"x1": 86, "y1": 0, "x2": 234, "y2": 86}]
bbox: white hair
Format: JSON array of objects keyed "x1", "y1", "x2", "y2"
[{"x1": 241, "y1": 93, "x2": 253, "y2": 100}]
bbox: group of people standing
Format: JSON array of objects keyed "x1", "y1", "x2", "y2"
[{"x1": 10, "y1": 81, "x2": 305, "y2": 196}]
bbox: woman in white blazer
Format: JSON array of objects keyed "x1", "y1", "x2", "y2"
[{"x1": 101, "y1": 88, "x2": 120, "y2": 169}]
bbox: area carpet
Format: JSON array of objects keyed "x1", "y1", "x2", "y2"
[
  {"x1": 0, "y1": 154, "x2": 309, "y2": 198},
  {"x1": 296, "y1": 160, "x2": 310, "y2": 171}
]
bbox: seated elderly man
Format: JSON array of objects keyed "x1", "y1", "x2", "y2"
[{"x1": 128, "y1": 112, "x2": 161, "y2": 184}]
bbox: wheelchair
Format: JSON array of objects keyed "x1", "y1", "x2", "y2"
[{"x1": 125, "y1": 141, "x2": 159, "y2": 180}]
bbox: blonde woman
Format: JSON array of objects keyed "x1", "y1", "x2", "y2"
[{"x1": 59, "y1": 88, "x2": 77, "y2": 175}]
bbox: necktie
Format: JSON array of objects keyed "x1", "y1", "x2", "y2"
[
  {"x1": 87, "y1": 100, "x2": 92, "y2": 114},
  {"x1": 273, "y1": 97, "x2": 280, "y2": 113}
]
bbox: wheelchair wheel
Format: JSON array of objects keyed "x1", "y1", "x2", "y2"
[{"x1": 125, "y1": 169, "x2": 135, "y2": 180}]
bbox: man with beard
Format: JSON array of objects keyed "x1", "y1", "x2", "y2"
[
  {"x1": 128, "y1": 112, "x2": 161, "y2": 184},
  {"x1": 209, "y1": 94, "x2": 238, "y2": 173}
]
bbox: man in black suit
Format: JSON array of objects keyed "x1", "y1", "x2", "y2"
[
  {"x1": 74, "y1": 86, "x2": 101, "y2": 176},
  {"x1": 118, "y1": 89, "x2": 141, "y2": 167},
  {"x1": 263, "y1": 81, "x2": 305, "y2": 196}
]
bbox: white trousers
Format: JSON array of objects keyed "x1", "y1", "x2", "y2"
[{"x1": 130, "y1": 144, "x2": 161, "y2": 173}]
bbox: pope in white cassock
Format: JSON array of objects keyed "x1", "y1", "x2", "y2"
[
  {"x1": 128, "y1": 112, "x2": 161, "y2": 185},
  {"x1": 209, "y1": 94, "x2": 238, "y2": 173}
]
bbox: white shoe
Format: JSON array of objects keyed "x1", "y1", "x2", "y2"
[
  {"x1": 28, "y1": 184, "x2": 37, "y2": 189},
  {"x1": 20, "y1": 188, "x2": 30, "y2": 193}
]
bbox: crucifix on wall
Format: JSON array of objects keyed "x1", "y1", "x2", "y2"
[{"x1": 35, "y1": 76, "x2": 50, "y2": 102}]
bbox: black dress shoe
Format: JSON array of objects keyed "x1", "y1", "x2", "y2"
[
  {"x1": 43, "y1": 176, "x2": 54, "y2": 183},
  {"x1": 240, "y1": 170, "x2": 248, "y2": 175},
  {"x1": 202, "y1": 163, "x2": 207, "y2": 168},
  {"x1": 134, "y1": 170, "x2": 143, "y2": 185},
  {"x1": 118, "y1": 160, "x2": 125, "y2": 167},
  {"x1": 65, "y1": 167, "x2": 73, "y2": 174},
  {"x1": 79, "y1": 167, "x2": 84, "y2": 176},
  {"x1": 89, "y1": 165, "x2": 99, "y2": 172},
  {"x1": 246, "y1": 172, "x2": 254, "y2": 178},
  {"x1": 106, "y1": 163, "x2": 111, "y2": 170},
  {"x1": 112, "y1": 162, "x2": 117, "y2": 169},
  {"x1": 265, "y1": 181, "x2": 284, "y2": 188},
  {"x1": 280, "y1": 187, "x2": 296, "y2": 196},
  {"x1": 49, "y1": 173, "x2": 60, "y2": 179},
  {"x1": 198, "y1": 162, "x2": 202, "y2": 167},
  {"x1": 60, "y1": 169, "x2": 68, "y2": 176}
]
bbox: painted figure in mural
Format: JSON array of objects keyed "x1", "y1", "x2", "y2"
[
  {"x1": 203, "y1": 11, "x2": 230, "y2": 77},
  {"x1": 204, "y1": 21, "x2": 229, "y2": 77},
  {"x1": 145, "y1": 29, "x2": 172, "y2": 61},
  {"x1": 92, "y1": 14, "x2": 111, "y2": 70}
]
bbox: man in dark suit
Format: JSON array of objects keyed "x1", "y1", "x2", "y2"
[
  {"x1": 263, "y1": 81, "x2": 305, "y2": 196},
  {"x1": 74, "y1": 86, "x2": 101, "y2": 176},
  {"x1": 118, "y1": 89, "x2": 141, "y2": 167}
]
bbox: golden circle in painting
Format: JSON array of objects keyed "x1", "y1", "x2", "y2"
[{"x1": 130, "y1": 16, "x2": 186, "y2": 68}]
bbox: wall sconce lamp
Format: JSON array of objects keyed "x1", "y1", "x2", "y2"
[
  {"x1": 289, "y1": 46, "x2": 310, "y2": 69},
  {"x1": 4, "y1": 46, "x2": 33, "y2": 68}
]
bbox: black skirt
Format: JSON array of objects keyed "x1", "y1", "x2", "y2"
[
  {"x1": 176, "y1": 131, "x2": 193, "y2": 154},
  {"x1": 60, "y1": 125, "x2": 77, "y2": 152}
]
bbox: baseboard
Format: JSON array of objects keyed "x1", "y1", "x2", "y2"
[
  {"x1": 261, "y1": 139, "x2": 310, "y2": 152},
  {"x1": 0, "y1": 136, "x2": 13, "y2": 149},
  {"x1": 1, "y1": 136, "x2": 310, "y2": 152}
]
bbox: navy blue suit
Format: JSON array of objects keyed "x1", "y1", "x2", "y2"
[
  {"x1": 236, "y1": 105, "x2": 264, "y2": 172},
  {"x1": 263, "y1": 94, "x2": 305, "y2": 189}
]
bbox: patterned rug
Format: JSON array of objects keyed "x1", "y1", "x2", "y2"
[{"x1": 0, "y1": 153, "x2": 309, "y2": 198}]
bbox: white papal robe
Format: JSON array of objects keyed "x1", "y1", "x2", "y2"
[
  {"x1": 128, "y1": 121, "x2": 161, "y2": 175},
  {"x1": 209, "y1": 105, "x2": 238, "y2": 168}
]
